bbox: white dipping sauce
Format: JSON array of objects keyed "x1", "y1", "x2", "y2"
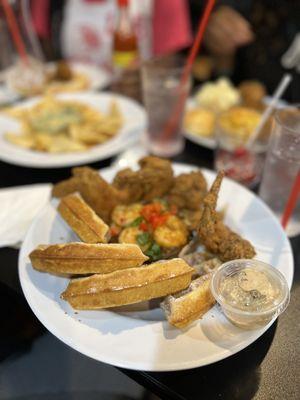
[
  {"x1": 219, "y1": 268, "x2": 279, "y2": 312},
  {"x1": 211, "y1": 260, "x2": 290, "y2": 330}
]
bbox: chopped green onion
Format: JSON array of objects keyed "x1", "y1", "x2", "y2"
[
  {"x1": 136, "y1": 232, "x2": 151, "y2": 246},
  {"x1": 145, "y1": 242, "x2": 162, "y2": 261},
  {"x1": 128, "y1": 216, "x2": 143, "y2": 227}
]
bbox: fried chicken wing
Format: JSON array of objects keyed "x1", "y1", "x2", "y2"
[
  {"x1": 112, "y1": 168, "x2": 144, "y2": 202},
  {"x1": 113, "y1": 156, "x2": 174, "y2": 202},
  {"x1": 167, "y1": 171, "x2": 207, "y2": 211},
  {"x1": 197, "y1": 171, "x2": 256, "y2": 261}
]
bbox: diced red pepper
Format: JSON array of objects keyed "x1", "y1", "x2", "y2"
[
  {"x1": 141, "y1": 203, "x2": 162, "y2": 221},
  {"x1": 110, "y1": 225, "x2": 121, "y2": 236},
  {"x1": 140, "y1": 203, "x2": 173, "y2": 229},
  {"x1": 150, "y1": 213, "x2": 169, "y2": 229},
  {"x1": 139, "y1": 222, "x2": 149, "y2": 231}
]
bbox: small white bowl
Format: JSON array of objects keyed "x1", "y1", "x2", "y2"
[{"x1": 211, "y1": 259, "x2": 290, "y2": 330}]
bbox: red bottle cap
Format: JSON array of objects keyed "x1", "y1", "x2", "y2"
[{"x1": 118, "y1": 0, "x2": 129, "y2": 7}]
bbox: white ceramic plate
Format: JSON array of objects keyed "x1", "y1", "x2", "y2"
[
  {"x1": 19, "y1": 163, "x2": 294, "y2": 371},
  {"x1": 0, "y1": 62, "x2": 111, "y2": 104},
  {"x1": 0, "y1": 92, "x2": 146, "y2": 168}
]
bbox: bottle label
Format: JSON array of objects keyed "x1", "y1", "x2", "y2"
[{"x1": 113, "y1": 51, "x2": 137, "y2": 68}]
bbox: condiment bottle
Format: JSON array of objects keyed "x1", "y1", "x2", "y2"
[{"x1": 112, "y1": 0, "x2": 138, "y2": 71}]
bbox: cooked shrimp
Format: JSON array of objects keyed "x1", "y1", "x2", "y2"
[
  {"x1": 119, "y1": 226, "x2": 140, "y2": 244},
  {"x1": 119, "y1": 226, "x2": 150, "y2": 252},
  {"x1": 154, "y1": 215, "x2": 188, "y2": 248},
  {"x1": 111, "y1": 203, "x2": 143, "y2": 227}
]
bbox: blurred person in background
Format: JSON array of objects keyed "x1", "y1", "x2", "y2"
[
  {"x1": 29, "y1": 0, "x2": 192, "y2": 101},
  {"x1": 189, "y1": 0, "x2": 300, "y2": 102},
  {"x1": 30, "y1": 0, "x2": 192, "y2": 101},
  {"x1": 31, "y1": 0, "x2": 192, "y2": 69}
]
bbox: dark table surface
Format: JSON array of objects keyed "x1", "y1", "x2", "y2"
[{"x1": 0, "y1": 140, "x2": 299, "y2": 400}]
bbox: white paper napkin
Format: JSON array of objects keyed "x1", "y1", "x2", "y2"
[
  {"x1": 0, "y1": 184, "x2": 51, "y2": 248},
  {"x1": 113, "y1": 141, "x2": 148, "y2": 169}
]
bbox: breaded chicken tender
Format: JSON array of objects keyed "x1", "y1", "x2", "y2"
[
  {"x1": 52, "y1": 176, "x2": 80, "y2": 198},
  {"x1": 52, "y1": 167, "x2": 126, "y2": 222},
  {"x1": 72, "y1": 167, "x2": 126, "y2": 222}
]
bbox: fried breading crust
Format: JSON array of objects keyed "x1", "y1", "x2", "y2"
[
  {"x1": 113, "y1": 156, "x2": 174, "y2": 202},
  {"x1": 72, "y1": 167, "x2": 126, "y2": 222},
  {"x1": 52, "y1": 176, "x2": 80, "y2": 198},
  {"x1": 197, "y1": 171, "x2": 256, "y2": 261},
  {"x1": 112, "y1": 168, "x2": 144, "y2": 202},
  {"x1": 52, "y1": 167, "x2": 126, "y2": 222},
  {"x1": 52, "y1": 158, "x2": 208, "y2": 224},
  {"x1": 167, "y1": 171, "x2": 207, "y2": 210}
]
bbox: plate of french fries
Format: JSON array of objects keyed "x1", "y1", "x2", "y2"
[
  {"x1": 18, "y1": 161, "x2": 293, "y2": 371},
  {"x1": 0, "y1": 92, "x2": 146, "y2": 168}
]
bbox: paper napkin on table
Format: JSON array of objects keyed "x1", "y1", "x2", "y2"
[{"x1": 0, "y1": 184, "x2": 51, "y2": 248}]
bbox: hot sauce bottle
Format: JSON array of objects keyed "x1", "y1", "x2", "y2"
[{"x1": 112, "y1": 0, "x2": 138, "y2": 70}]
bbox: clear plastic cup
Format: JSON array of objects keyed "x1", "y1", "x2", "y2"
[
  {"x1": 259, "y1": 105, "x2": 300, "y2": 236},
  {"x1": 211, "y1": 259, "x2": 290, "y2": 330},
  {"x1": 141, "y1": 57, "x2": 191, "y2": 157}
]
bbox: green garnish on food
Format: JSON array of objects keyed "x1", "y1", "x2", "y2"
[
  {"x1": 136, "y1": 232, "x2": 151, "y2": 246},
  {"x1": 30, "y1": 106, "x2": 82, "y2": 134},
  {"x1": 145, "y1": 242, "x2": 161, "y2": 261},
  {"x1": 129, "y1": 216, "x2": 144, "y2": 227}
]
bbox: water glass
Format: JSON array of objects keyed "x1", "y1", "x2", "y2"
[
  {"x1": 259, "y1": 105, "x2": 300, "y2": 236},
  {"x1": 141, "y1": 58, "x2": 190, "y2": 157}
]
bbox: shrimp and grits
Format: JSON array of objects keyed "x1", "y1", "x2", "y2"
[{"x1": 110, "y1": 201, "x2": 188, "y2": 260}]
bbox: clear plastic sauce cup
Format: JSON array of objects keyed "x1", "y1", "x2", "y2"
[{"x1": 211, "y1": 259, "x2": 290, "y2": 330}]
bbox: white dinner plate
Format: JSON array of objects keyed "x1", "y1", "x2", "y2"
[
  {"x1": 0, "y1": 62, "x2": 111, "y2": 105},
  {"x1": 19, "y1": 163, "x2": 294, "y2": 371},
  {"x1": 0, "y1": 92, "x2": 146, "y2": 168}
]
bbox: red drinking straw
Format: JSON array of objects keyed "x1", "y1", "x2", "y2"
[
  {"x1": 281, "y1": 171, "x2": 300, "y2": 229},
  {"x1": 161, "y1": 0, "x2": 216, "y2": 141},
  {"x1": 1, "y1": 0, "x2": 28, "y2": 64}
]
